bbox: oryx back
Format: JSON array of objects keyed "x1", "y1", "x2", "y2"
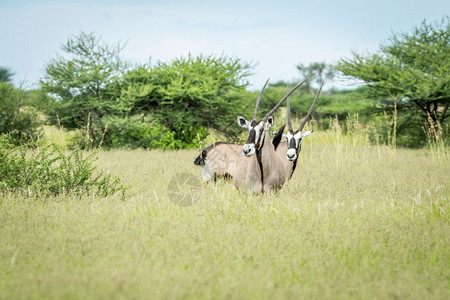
[{"x1": 194, "y1": 142, "x2": 242, "y2": 182}]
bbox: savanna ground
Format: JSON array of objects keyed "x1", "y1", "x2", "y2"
[{"x1": 0, "y1": 126, "x2": 449, "y2": 299}]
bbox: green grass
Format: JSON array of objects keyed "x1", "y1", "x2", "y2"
[
  {"x1": 0, "y1": 130, "x2": 449, "y2": 299},
  {"x1": 41, "y1": 125, "x2": 79, "y2": 149}
]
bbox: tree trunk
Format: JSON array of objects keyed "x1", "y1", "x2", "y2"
[
  {"x1": 440, "y1": 100, "x2": 449, "y2": 123},
  {"x1": 414, "y1": 99, "x2": 438, "y2": 143}
]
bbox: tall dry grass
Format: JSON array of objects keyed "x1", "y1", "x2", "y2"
[{"x1": 0, "y1": 121, "x2": 448, "y2": 299}]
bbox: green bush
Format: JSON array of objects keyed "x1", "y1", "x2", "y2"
[
  {"x1": 0, "y1": 134, "x2": 125, "y2": 198},
  {"x1": 116, "y1": 54, "x2": 254, "y2": 142},
  {"x1": 98, "y1": 115, "x2": 208, "y2": 150},
  {"x1": 0, "y1": 82, "x2": 42, "y2": 144},
  {"x1": 40, "y1": 32, "x2": 128, "y2": 131}
]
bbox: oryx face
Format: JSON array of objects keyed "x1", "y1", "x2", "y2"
[
  {"x1": 237, "y1": 116, "x2": 274, "y2": 156},
  {"x1": 284, "y1": 130, "x2": 312, "y2": 161}
]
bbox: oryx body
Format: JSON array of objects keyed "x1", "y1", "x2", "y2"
[
  {"x1": 194, "y1": 142, "x2": 242, "y2": 182},
  {"x1": 255, "y1": 123, "x2": 291, "y2": 191},
  {"x1": 194, "y1": 141, "x2": 262, "y2": 193}
]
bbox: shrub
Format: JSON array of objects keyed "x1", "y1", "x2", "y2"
[
  {"x1": 0, "y1": 82, "x2": 42, "y2": 144},
  {"x1": 121, "y1": 54, "x2": 254, "y2": 143},
  {"x1": 74, "y1": 115, "x2": 208, "y2": 150},
  {"x1": 101, "y1": 115, "x2": 209, "y2": 150},
  {"x1": 0, "y1": 134, "x2": 125, "y2": 198}
]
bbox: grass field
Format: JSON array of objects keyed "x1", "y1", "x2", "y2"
[{"x1": 0, "y1": 128, "x2": 449, "y2": 299}]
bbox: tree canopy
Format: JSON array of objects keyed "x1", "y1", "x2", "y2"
[
  {"x1": 40, "y1": 32, "x2": 128, "y2": 131},
  {"x1": 296, "y1": 62, "x2": 335, "y2": 93},
  {"x1": 0, "y1": 82, "x2": 41, "y2": 143},
  {"x1": 338, "y1": 17, "x2": 450, "y2": 129},
  {"x1": 121, "y1": 54, "x2": 255, "y2": 143}
]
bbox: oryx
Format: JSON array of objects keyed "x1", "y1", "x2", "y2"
[
  {"x1": 193, "y1": 125, "x2": 285, "y2": 182},
  {"x1": 235, "y1": 78, "x2": 309, "y2": 192},
  {"x1": 273, "y1": 83, "x2": 323, "y2": 180}
]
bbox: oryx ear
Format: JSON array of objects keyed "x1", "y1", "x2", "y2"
[
  {"x1": 295, "y1": 130, "x2": 313, "y2": 141},
  {"x1": 272, "y1": 132, "x2": 278, "y2": 137},
  {"x1": 302, "y1": 130, "x2": 313, "y2": 138},
  {"x1": 266, "y1": 116, "x2": 274, "y2": 128},
  {"x1": 237, "y1": 116, "x2": 249, "y2": 128}
]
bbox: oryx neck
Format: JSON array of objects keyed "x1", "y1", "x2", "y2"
[{"x1": 254, "y1": 129, "x2": 272, "y2": 192}]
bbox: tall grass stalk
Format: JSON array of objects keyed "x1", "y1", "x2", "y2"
[
  {"x1": 424, "y1": 114, "x2": 449, "y2": 162},
  {"x1": 85, "y1": 111, "x2": 92, "y2": 148},
  {"x1": 383, "y1": 103, "x2": 397, "y2": 161}
]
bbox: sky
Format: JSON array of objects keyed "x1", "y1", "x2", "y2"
[{"x1": 1, "y1": 0, "x2": 449, "y2": 90}]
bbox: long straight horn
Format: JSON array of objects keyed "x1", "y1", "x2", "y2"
[
  {"x1": 253, "y1": 78, "x2": 270, "y2": 120},
  {"x1": 262, "y1": 77, "x2": 309, "y2": 122},
  {"x1": 298, "y1": 82, "x2": 323, "y2": 132},
  {"x1": 287, "y1": 82, "x2": 293, "y2": 131}
]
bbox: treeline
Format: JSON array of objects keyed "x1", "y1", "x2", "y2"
[{"x1": 1, "y1": 18, "x2": 448, "y2": 148}]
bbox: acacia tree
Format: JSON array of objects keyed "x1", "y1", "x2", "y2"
[
  {"x1": 0, "y1": 82, "x2": 41, "y2": 143},
  {"x1": 296, "y1": 62, "x2": 335, "y2": 93},
  {"x1": 338, "y1": 18, "x2": 450, "y2": 132},
  {"x1": 40, "y1": 32, "x2": 128, "y2": 144}
]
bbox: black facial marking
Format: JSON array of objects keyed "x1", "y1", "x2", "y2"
[
  {"x1": 256, "y1": 147, "x2": 264, "y2": 192},
  {"x1": 250, "y1": 120, "x2": 258, "y2": 127},
  {"x1": 246, "y1": 128, "x2": 256, "y2": 144},
  {"x1": 290, "y1": 140, "x2": 301, "y2": 177},
  {"x1": 194, "y1": 152, "x2": 205, "y2": 166},
  {"x1": 289, "y1": 136, "x2": 296, "y2": 149},
  {"x1": 255, "y1": 127, "x2": 266, "y2": 150}
]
